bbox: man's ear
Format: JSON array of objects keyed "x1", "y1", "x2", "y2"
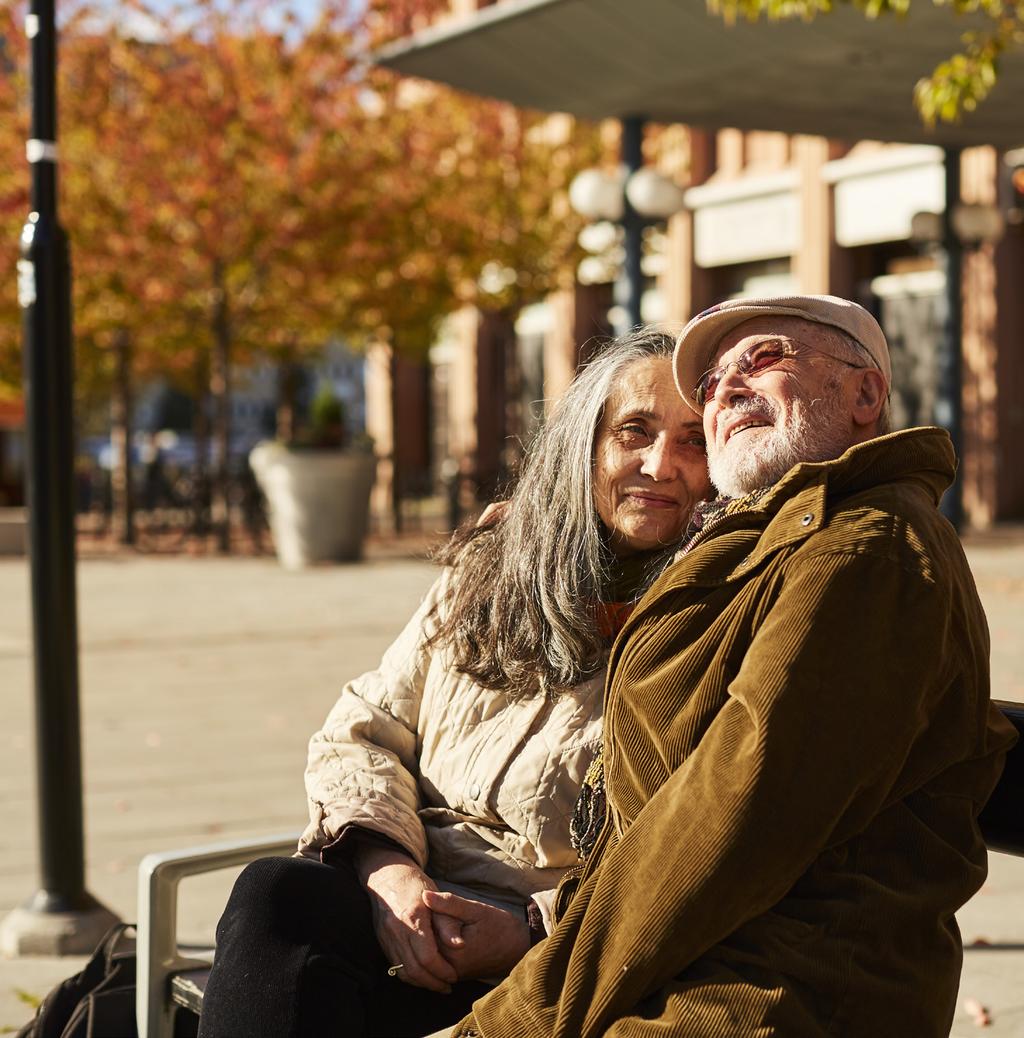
[{"x1": 851, "y1": 369, "x2": 887, "y2": 429}]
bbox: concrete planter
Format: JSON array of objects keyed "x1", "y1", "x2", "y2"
[{"x1": 249, "y1": 442, "x2": 376, "y2": 569}]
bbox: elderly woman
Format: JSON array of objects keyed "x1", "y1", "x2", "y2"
[{"x1": 197, "y1": 328, "x2": 711, "y2": 1038}]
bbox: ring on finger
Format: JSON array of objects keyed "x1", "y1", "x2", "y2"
[{"x1": 387, "y1": 963, "x2": 405, "y2": 977}]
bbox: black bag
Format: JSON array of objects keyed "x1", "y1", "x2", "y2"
[{"x1": 16, "y1": 923, "x2": 138, "y2": 1038}]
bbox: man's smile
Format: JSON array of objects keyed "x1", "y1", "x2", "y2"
[{"x1": 722, "y1": 416, "x2": 772, "y2": 443}]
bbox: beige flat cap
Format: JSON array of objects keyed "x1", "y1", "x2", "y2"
[{"x1": 673, "y1": 294, "x2": 892, "y2": 411}]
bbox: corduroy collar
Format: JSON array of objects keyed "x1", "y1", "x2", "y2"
[
  {"x1": 693, "y1": 426, "x2": 954, "y2": 532},
  {"x1": 655, "y1": 427, "x2": 956, "y2": 590}
]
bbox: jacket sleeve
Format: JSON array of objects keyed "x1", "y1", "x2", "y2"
[
  {"x1": 459, "y1": 546, "x2": 980, "y2": 1038},
  {"x1": 298, "y1": 574, "x2": 449, "y2": 868}
]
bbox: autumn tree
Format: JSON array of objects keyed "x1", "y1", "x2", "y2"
[
  {"x1": 59, "y1": 10, "x2": 184, "y2": 543},
  {"x1": 1, "y1": 1, "x2": 180, "y2": 540},
  {"x1": 0, "y1": 1, "x2": 29, "y2": 394},
  {"x1": 88, "y1": 0, "x2": 375, "y2": 551},
  {"x1": 2, "y1": 0, "x2": 601, "y2": 552},
  {"x1": 359, "y1": 1, "x2": 600, "y2": 341}
]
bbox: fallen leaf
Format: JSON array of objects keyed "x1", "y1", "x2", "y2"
[
  {"x1": 14, "y1": 988, "x2": 42, "y2": 1009},
  {"x1": 963, "y1": 997, "x2": 992, "y2": 1027}
]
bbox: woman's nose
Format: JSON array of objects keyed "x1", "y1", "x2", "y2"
[{"x1": 640, "y1": 438, "x2": 677, "y2": 481}]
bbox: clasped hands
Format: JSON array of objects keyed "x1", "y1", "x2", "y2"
[{"x1": 355, "y1": 845, "x2": 531, "y2": 993}]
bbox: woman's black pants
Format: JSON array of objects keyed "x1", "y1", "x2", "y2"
[{"x1": 197, "y1": 855, "x2": 491, "y2": 1038}]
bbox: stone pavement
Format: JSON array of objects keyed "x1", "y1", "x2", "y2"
[{"x1": 0, "y1": 532, "x2": 1022, "y2": 1035}]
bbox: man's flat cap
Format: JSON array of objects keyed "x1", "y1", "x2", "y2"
[{"x1": 673, "y1": 294, "x2": 892, "y2": 411}]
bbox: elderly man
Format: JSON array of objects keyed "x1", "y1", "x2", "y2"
[{"x1": 444, "y1": 295, "x2": 1017, "y2": 1038}]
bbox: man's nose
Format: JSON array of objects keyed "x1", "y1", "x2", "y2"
[{"x1": 712, "y1": 361, "x2": 755, "y2": 406}]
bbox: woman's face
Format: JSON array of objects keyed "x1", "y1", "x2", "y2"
[{"x1": 593, "y1": 355, "x2": 711, "y2": 557}]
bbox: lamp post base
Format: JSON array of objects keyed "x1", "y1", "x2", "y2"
[{"x1": 0, "y1": 895, "x2": 120, "y2": 957}]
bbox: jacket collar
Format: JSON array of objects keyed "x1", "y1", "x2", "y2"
[
  {"x1": 766, "y1": 425, "x2": 955, "y2": 508},
  {"x1": 662, "y1": 427, "x2": 955, "y2": 589}
]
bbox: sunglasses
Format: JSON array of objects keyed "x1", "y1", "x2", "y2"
[{"x1": 693, "y1": 337, "x2": 867, "y2": 407}]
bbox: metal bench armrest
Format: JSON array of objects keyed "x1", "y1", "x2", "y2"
[
  {"x1": 136, "y1": 831, "x2": 301, "y2": 1038},
  {"x1": 979, "y1": 701, "x2": 1024, "y2": 857}
]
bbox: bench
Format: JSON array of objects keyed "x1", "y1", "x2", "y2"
[
  {"x1": 135, "y1": 701, "x2": 1024, "y2": 1038},
  {"x1": 977, "y1": 701, "x2": 1024, "y2": 856},
  {"x1": 137, "y1": 832, "x2": 300, "y2": 1038}
]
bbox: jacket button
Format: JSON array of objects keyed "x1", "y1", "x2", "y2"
[
  {"x1": 801, "y1": 513, "x2": 814, "y2": 526},
  {"x1": 469, "y1": 784, "x2": 481, "y2": 800}
]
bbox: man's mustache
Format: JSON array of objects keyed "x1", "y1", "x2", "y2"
[{"x1": 720, "y1": 394, "x2": 779, "y2": 423}]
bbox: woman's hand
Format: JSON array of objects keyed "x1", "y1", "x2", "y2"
[
  {"x1": 476, "y1": 500, "x2": 509, "y2": 526},
  {"x1": 353, "y1": 845, "x2": 459, "y2": 993},
  {"x1": 422, "y1": 889, "x2": 531, "y2": 979}
]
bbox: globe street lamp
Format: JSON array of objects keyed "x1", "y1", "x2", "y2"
[{"x1": 569, "y1": 117, "x2": 687, "y2": 334}]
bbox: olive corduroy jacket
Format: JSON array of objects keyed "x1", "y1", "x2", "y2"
[{"x1": 451, "y1": 427, "x2": 1018, "y2": 1038}]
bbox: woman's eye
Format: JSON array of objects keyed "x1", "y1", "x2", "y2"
[{"x1": 676, "y1": 435, "x2": 706, "y2": 450}]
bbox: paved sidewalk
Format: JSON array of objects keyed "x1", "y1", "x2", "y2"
[{"x1": 0, "y1": 533, "x2": 1022, "y2": 1035}]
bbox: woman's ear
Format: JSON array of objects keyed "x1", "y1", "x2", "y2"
[{"x1": 851, "y1": 369, "x2": 888, "y2": 430}]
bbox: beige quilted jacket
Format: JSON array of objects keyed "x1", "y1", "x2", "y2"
[{"x1": 298, "y1": 573, "x2": 603, "y2": 925}]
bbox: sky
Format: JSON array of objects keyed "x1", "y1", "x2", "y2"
[{"x1": 76, "y1": 0, "x2": 370, "y2": 40}]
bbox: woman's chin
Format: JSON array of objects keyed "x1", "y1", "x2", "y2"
[{"x1": 611, "y1": 523, "x2": 683, "y2": 557}]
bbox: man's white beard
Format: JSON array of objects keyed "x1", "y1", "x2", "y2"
[{"x1": 708, "y1": 388, "x2": 851, "y2": 498}]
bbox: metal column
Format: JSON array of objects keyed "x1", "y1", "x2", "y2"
[
  {"x1": 938, "y1": 147, "x2": 964, "y2": 530},
  {"x1": 615, "y1": 115, "x2": 645, "y2": 334}
]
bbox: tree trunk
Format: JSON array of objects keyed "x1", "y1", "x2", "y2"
[
  {"x1": 192, "y1": 354, "x2": 210, "y2": 540},
  {"x1": 210, "y1": 261, "x2": 232, "y2": 554},
  {"x1": 275, "y1": 358, "x2": 302, "y2": 443},
  {"x1": 389, "y1": 346, "x2": 402, "y2": 535},
  {"x1": 109, "y1": 328, "x2": 135, "y2": 546}
]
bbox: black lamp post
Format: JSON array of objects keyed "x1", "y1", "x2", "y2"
[
  {"x1": 617, "y1": 116, "x2": 646, "y2": 332},
  {"x1": 910, "y1": 149, "x2": 1005, "y2": 533},
  {"x1": 938, "y1": 146, "x2": 964, "y2": 532},
  {"x1": 1, "y1": 0, "x2": 117, "y2": 955},
  {"x1": 569, "y1": 117, "x2": 688, "y2": 336}
]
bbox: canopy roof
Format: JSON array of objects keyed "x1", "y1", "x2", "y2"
[{"x1": 376, "y1": 0, "x2": 1024, "y2": 149}]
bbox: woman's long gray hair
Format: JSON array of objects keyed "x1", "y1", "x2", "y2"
[{"x1": 430, "y1": 327, "x2": 678, "y2": 697}]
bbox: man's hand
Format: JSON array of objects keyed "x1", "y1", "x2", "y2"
[
  {"x1": 422, "y1": 889, "x2": 531, "y2": 979},
  {"x1": 353, "y1": 845, "x2": 458, "y2": 993}
]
